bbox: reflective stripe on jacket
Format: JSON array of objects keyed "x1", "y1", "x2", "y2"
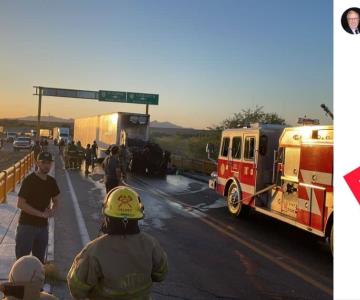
[{"x1": 67, "y1": 232, "x2": 168, "y2": 300}]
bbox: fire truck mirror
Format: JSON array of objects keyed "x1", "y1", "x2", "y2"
[{"x1": 206, "y1": 143, "x2": 215, "y2": 154}]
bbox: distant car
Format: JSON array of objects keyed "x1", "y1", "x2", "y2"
[
  {"x1": 13, "y1": 137, "x2": 32, "y2": 151},
  {"x1": 6, "y1": 132, "x2": 17, "y2": 143}
]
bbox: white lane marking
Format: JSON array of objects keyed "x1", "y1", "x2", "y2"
[{"x1": 60, "y1": 157, "x2": 90, "y2": 246}]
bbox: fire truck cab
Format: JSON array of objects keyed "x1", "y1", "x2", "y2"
[{"x1": 209, "y1": 124, "x2": 333, "y2": 252}]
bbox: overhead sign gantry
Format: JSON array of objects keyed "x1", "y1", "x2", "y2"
[{"x1": 33, "y1": 86, "x2": 159, "y2": 137}]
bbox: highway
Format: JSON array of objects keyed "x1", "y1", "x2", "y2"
[{"x1": 50, "y1": 146, "x2": 332, "y2": 300}]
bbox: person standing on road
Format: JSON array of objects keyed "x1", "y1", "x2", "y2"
[
  {"x1": 41, "y1": 139, "x2": 49, "y2": 152},
  {"x1": 15, "y1": 152, "x2": 60, "y2": 263},
  {"x1": 32, "y1": 140, "x2": 42, "y2": 171},
  {"x1": 84, "y1": 143, "x2": 92, "y2": 174},
  {"x1": 118, "y1": 144, "x2": 129, "y2": 181},
  {"x1": 0, "y1": 255, "x2": 58, "y2": 300},
  {"x1": 58, "y1": 138, "x2": 65, "y2": 156},
  {"x1": 67, "y1": 186, "x2": 168, "y2": 300},
  {"x1": 65, "y1": 141, "x2": 78, "y2": 169},
  {"x1": 75, "y1": 141, "x2": 85, "y2": 169},
  {"x1": 102, "y1": 145, "x2": 122, "y2": 193},
  {"x1": 91, "y1": 140, "x2": 98, "y2": 168}
]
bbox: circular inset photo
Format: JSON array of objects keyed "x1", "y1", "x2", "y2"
[{"x1": 341, "y1": 7, "x2": 360, "y2": 34}]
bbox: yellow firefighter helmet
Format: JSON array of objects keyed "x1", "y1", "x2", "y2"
[{"x1": 103, "y1": 186, "x2": 144, "y2": 219}]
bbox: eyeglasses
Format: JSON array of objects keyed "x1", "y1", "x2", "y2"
[{"x1": 347, "y1": 18, "x2": 359, "y2": 21}]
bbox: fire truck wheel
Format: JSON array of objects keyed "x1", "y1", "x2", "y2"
[{"x1": 227, "y1": 182, "x2": 249, "y2": 217}]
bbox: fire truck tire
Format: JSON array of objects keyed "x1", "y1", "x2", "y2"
[{"x1": 227, "y1": 182, "x2": 249, "y2": 217}]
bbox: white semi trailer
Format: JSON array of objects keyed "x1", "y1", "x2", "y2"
[
  {"x1": 53, "y1": 127, "x2": 70, "y2": 143},
  {"x1": 74, "y1": 112, "x2": 150, "y2": 158}
]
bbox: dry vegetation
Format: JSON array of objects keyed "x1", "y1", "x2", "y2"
[
  {"x1": 0, "y1": 144, "x2": 31, "y2": 171},
  {"x1": 150, "y1": 131, "x2": 221, "y2": 160}
]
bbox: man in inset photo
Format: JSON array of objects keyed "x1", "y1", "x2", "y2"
[{"x1": 344, "y1": 9, "x2": 360, "y2": 34}]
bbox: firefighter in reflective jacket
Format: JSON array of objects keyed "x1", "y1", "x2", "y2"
[
  {"x1": 0, "y1": 255, "x2": 58, "y2": 300},
  {"x1": 67, "y1": 186, "x2": 168, "y2": 300}
]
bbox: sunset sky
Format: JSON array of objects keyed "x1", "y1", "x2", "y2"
[{"x1": 0, "y1": 0, "x2": 332, "y2": 129}]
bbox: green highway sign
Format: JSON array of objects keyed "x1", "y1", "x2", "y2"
[
  {"x1": 41, "y1": 87, "x2": 98, "y2": 100},
  {"x1": 98, "y1": 90, "x2": 159, "y2": 105},
  {"x1": 99, "y1": 90, "x2": 127, "y2": 102},
  {"x1": 127, "y1": 92, "x2": 159, "y2": 105}
]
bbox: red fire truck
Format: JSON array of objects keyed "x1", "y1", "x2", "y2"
[{"x1": 208, "y1": 123, "x2": 333, "y2": 253}]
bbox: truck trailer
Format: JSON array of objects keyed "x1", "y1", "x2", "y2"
[
  {"x1": 53, "y1": 127, "x2": 70, "y2": 143},
  {"x1": 39, "y1": 129, "x2": 52, "y2": 139},
  {"x1": 74, "y1": 112, "x2": 150, "y2": 158},
  {"x1": 74, "y1": 112, "x2": 169, "y2": 175}
]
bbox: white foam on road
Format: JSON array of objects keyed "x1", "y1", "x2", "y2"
[
  {"x1": 166, "y1": 175, "x2": 208, "y2": 195},
  {"x1": 60, "y1": 157, "x2": 90, "y2": 246},
  {"x1": 193, "y1": 198, "x2": 227, "y2": 211}
]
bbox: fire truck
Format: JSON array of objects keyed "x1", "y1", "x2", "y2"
[{"x1": 208, "y1": 123, "x2": 333, "y2": 253}]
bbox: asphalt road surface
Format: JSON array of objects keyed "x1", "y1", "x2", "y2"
[{"x1": 50, "y1": 146, "x2": 332, "y2": 300}]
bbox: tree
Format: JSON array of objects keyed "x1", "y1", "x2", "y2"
[{"x1": 209, "y1": 106, "x2": 285, "y2": 130}]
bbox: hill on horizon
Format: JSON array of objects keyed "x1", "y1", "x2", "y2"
[
  {"x1": 150, "y1": 120, "x2": 183, "y2": 128},
  {"x1": 15, "y1": 115, "x2": 186, "y2": 129},
  {"x1": 19, "y1": 115, "x2": 74, "y2": 123}
]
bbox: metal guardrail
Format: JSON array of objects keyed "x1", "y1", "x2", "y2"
[
  {"x1": 171, "y1": 154, "x2": 216, "y2": 175},
  {"x1": 0, "y1": 152, "x2": 34, "y2": 204}
]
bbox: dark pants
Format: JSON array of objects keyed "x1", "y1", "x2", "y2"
[
  {"x1": 15, "y1": 224, "x2": 49, "y2": 263},
  {"x1": 85, "y1": 159, "x2": 91, "y2": 173},
  {"x1": 105, "y1": 179, "x2": 119, "y2": 193},
  {"x1": 120, "y1": 164, "x2": 127, "y2": 180}
]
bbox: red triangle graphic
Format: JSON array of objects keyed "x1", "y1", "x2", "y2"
[{"x1": 344, "y1": 166, "x2": 360, "y2": 205}]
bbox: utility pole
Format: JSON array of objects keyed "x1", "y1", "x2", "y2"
[{"x1": 36, "y1": 87, "x2": 43, "y2": 139}]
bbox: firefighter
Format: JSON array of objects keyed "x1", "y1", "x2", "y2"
[
  {"x1": 160, "y1": 150, "x2": 172, "y2": 175},
  {"x1": 76, "y1": 141, "x2": 85, "y2": 170},
  {"x1": 58, "y1": 138, "x2": 65, "y2": 156},
  {"x1": 102, "y1": 145, "x2": 122, "y2": 193},
  {"x1": 65, "y1": 141, "x2": 78, "y2": 169},
  {"x1": 91, "y1": 140, "x2": 98, "y2": 168},
  {"x1": 0, "y1": 255, "x2": 58, "y2": 300},
  {"x1": 67, "y1": 186, "x2": 168, "y2": 300},
  {"x1": 84, "y1": 143, "x2": 92, "y2": 174},
  {"x1": 119, "y1": 144, "x2": 129, "y2": 181}
]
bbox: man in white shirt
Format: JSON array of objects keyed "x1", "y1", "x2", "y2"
[{"x1": 345, "y1": 10, "x2": 360, "y2": 34}]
